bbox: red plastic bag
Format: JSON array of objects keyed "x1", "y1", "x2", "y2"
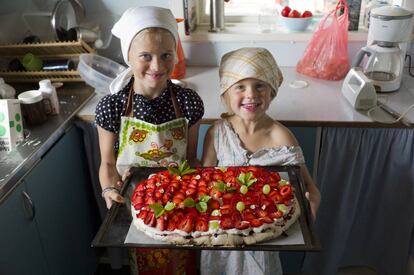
[{"x1": 296, "y1": 0, "x2": 350, "y2": 80}]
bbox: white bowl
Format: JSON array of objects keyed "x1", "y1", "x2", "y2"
[
  {"x1": 77, "y1": 54, "x2": 126, "y2": 94},
  {"x1": 280, "y1": 16, "x2": 312, "y2": 32}
]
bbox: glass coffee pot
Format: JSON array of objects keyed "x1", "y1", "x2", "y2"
[{"x1": 352, "y1": 43, "x2": 404, "y2": 92}]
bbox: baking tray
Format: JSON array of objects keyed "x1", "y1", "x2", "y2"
[{"x1": 92, "y1": 165, "x2": 320, "y2": 251}]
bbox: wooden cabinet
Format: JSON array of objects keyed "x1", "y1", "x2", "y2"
[{"x1": 0, "y1": 126, "x2": 99, "y2": 275}]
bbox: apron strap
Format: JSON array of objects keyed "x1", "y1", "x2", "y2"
[
  {"x1": 125, "y1": 80, "x2": 184, "y2": 119},
  {"x1": 169, "y1": 86, "x2": 184, "y2": 119},
  {"x1": 125, "y1": 81, "x2": 135, "y2": 118}
]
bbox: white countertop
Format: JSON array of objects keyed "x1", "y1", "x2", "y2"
[{"x1": 77, "y1": 66, "x2": 414, "y2": 126}]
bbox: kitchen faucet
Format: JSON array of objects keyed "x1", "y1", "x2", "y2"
[{"x1": 209, "y1": 0, "x2": 225, "y2": 32}]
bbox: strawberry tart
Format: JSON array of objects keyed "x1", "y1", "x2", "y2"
[{"x1": 130, "y1": 163, "x2": 301, "y2": 246}]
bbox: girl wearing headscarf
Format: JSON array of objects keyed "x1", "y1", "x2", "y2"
[
  {"x1": 200, "y1": 47, "x2": 320, "y2": 275},
  {"x1": 95, "y1": 6, "x2": 203, "y2": 275}
]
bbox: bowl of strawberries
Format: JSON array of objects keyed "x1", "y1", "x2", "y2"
[{"x1": 279, "y1": 6, "x2": 313, "y2": 32}]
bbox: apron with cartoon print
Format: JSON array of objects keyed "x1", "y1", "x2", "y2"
[
  {"x1": 116, "y1": 85, "x2": 188, "y2": 175},
  {"x1": 116, "y1": 85, "x2": 196, "y2": 275}
]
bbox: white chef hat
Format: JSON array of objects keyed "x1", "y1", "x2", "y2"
[
  {"x1": 111, "y1": 6, "x2": 178, "y2": 64},
  {"x1": 219, "y1": 47, "x2": 283, "y2": 97}
]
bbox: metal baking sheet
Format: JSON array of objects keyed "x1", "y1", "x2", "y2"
[{"x1": 92, "y1": 166, "x2": 320, "y2": 251}]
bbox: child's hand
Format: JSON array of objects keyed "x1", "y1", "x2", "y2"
[
  {"x1": 305, "y1": 190, "x2": 320, "y2": 223},
  {"x1": 121, "y1": 167, "x2": 132, "y2": 182},
  {"x1": 103, "y1": 180, "x2": 126, "y2": 209}
]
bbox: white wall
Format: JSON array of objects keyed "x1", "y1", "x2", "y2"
[{"x1": 0, "y1": 0, "x2": 412, "y2": 67}]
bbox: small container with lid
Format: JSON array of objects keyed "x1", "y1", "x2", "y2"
[
  {"x1": 38, "y1": 79, "x2": 60, "y2": 115},
  {"x1": 0, "y1": 78, "x2": 16, "y2": 99}
]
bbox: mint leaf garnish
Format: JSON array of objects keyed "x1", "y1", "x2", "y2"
[
  {"x1": 167, "y1": 160, "x2": 196, "y2": 176},
  {"x1": 183, "y1": 198, "x2": 196, "y2": 207},
  {"x1": 149, "y1": 203, "x2": 165, "y2": 218},
  {"x1": 196, "y1": 201, "x2": 208, "y2": 212}
]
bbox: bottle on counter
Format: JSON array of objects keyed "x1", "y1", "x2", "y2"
[
  {"x1": 38, "y1": 79, "x2": 60, "y2": 115},
  {"x1": 363, "y1": 0, "x2": 391, "y2": 29},
  {"x1": 258, "y1": 1, "x2": 279, "y2": 33},
  {"x1": 0, "y1": 78, "x2": 16, "y2": 99}
]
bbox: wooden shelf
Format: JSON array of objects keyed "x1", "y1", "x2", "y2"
[{"x1": 0, "y1": 40, "x2": 95, "y2": 83}]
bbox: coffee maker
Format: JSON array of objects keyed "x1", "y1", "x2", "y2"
[{"x1": 352, "y1": 6, "x2": 413, "y2": 92}]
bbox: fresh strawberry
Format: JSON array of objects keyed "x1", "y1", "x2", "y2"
[
  {"x1": 222, "y1": 192, "x2": 234, "y2": 204},
  {"x1": 260, "y1": 216, "x2": 273, "y2": 224},
  {"x1": 208, "y1": 199, "x2": 220, "y2": 210},
  {"x1": 174, "y1": 191, "x2": 185, "y2": 200},
  {"x1": 281, "y1": 6, "x2": 291, "y2": 17},
  {"x1": 137, "y1": 210, "x2": 148, "y2": 220},
  {"x1": 220, "y1": 215, "x2": 234, "y2": 229},
  {"x1": 144, "y1": 212, "x2": 156, "y2": 226},
  {"x1": 182, "y1": 175, "x2": 191, "y2": 181},
  {"x1": 172, "y1": 197, "x2": 183, "y2": 205},
  {"x1": 177, "y1": 216, "x2": 194, "y2": 233},
  {"x1": 156, "y1": 217, "x2": 166, "y2": 231},
  {"x1": 198, "y1": 180, "x2": 207, "y2": 188},
  {"x1": 212, "y1": 173, "x2": 224, "y2": 181},
  {"x1": 145, "y1": 197, "x2": 156, "y2": 205},
  {"x1": 301, "y1": 10, "x2": 313, "y2": 18},
  {"x1": 133, "y1": 196, "x2": 144, "y2": 205},
  {"x1": 195, "y1": 218, "x2": 209, "y2": 232},
  {"x1": 255, "y1": 209, "x2": 269, "y2": 218},
  {"x1": 220, "y1": 204, "x2": 232, "y2": 215},
  {"x1": 209, "y1": 215, "x2": 220, "y2": 221},
  {"x1": 136, "y1": 184, "x2": 146, "y2": 192},
  {"x1": 185, "y1": 188, "x2": 197, "y2": 196},
  {"x1": 242, "y1": 209, "x2": 256, "y2": 221},
  {"x1": 288, "y1": 9, "x2": 301, "y2": 18},
  {"x1": 167, "y1": 219, "x2": 177, "y2": 231},
  {"x1": 231, "y1": 211, "x2": 242, "y2": 224},
  {"x1": 166, "y1": 185, "x2": 176, "y2": 194},
  {"x1": 262, "y1": 200, "x2": 276, "y2": 213},
  {"x1": 209, "y1": 189, "x2": 223, "y2": 199},
  {"x1": 145, "y1": 188, "x2": 155, "y2": 196},
  {"x1": 155, "y1": 191, "x2": 163, "y2": 199},
  {"x1": 162, "y1": 193, "x2": 171, "y2": 204},
  {"x1": 230, "y1": 193, "x2": 242, "y2": 207},
  {"x1": 235, "y1": 221, "x2": 250, "y2": 230},
  {"x1": 280, "y1": 185, "x2": 292, "y2": 198},
  {"x1": 270, "y1": 210, "x2": 284, "y2": 220},
  {"x1": 146, "y1": 179, "x2": 156, "y2": 189},
  {"x1": 250, "y1": 219, "x2": 263, "y2": 227},
  {"x1": 198, "y1": 186, "x2": 207, "y2": 194},
  {"x1": 133, "y1": 203, "x2": 143, "y2": 210},
  {"x1": 186, "y1": 208, "x2": 199, "y2": 219},
  {"x1": 202, "y1": 171, "x2": 212, "y2": 181},
  {"x1": 269, "y1": 191, "x2": 283, "y2": 203}
]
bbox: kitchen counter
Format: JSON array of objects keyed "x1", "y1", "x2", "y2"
[
  {"x1": 77, "y1": 67, "x2": 414, "y2": 127},
  {"x1": 0, "y1": 84, "x2": 95, "y2": 202}
]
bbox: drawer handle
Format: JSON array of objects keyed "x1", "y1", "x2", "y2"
[{"x1": 21, "y1": 191, "x2": 35, "y2": 221}]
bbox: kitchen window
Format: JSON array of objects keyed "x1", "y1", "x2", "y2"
[
  {"x1": 198, "y1": 0, "x2": 344, "y2": 25},
  {"x1": 194, "y1": 0, "x2": 372, "y2": 33}
]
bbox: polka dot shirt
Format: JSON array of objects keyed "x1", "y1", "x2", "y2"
[{"x1": 95, "y1": 78, "x2": 204, "y2": 134}]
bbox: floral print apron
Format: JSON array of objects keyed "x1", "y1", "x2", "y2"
[
  {"x1": 116, "y1": 85, "x2": 188, "y2": 175},
  {"x1": 116, "y1": 85, "x2": 196, "y2": 275}
]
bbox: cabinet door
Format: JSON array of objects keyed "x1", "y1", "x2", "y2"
[
  {"x1": 0, "y1": 183, "x2": 49, "y2": 275},
  {"x1": 24, "y1": 126, "x2": 98, "y2": 275}
]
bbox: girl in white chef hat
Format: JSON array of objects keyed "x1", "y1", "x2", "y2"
[
  {"x1": 94, "y1": 6, "x2": 203, "y2": 275},
  {"x1": 201, "y1": 47, "x2": 320, "y2": 275}
]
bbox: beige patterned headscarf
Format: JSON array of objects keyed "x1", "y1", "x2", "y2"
[{"x1": 219, "y1": 47, "x2": 283, "y2": 97}]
